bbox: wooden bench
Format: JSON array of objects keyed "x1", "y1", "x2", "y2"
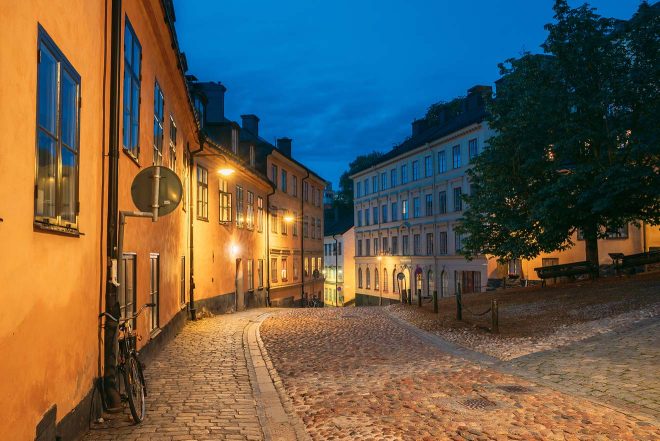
[
  {"x1": 621, "y1": 250, "x2": 660, "y2": 269},
  {"x1": 534, "y1": 261, "x2": 598, "y2": 286}
]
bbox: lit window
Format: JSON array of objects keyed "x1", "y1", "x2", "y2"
[{"x1": 123, "y1": 19, "x2": 141, "y2": 157}]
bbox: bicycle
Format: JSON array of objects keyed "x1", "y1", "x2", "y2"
[{"x1": 99, "y1": 303, "x2": 154, "y2": 423}]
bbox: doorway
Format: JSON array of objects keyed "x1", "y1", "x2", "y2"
[{"x1": 235, "y1": 258, "x2": 244, "y2": 311}]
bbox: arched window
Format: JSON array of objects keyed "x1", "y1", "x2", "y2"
[
  {"x1": 427, "y1": 270, "x2": 435, "y2": 296},
  {"x1": 440, "y1": 271, "x2": 448, "y2": 297},
  {"x1": 415, "y1": 272, "x2": 422, "y2": 296},
  {"x1": 366, "y1": 268, "x2": 371, "y2": 289},
  {"x1": 358, "y1": 268, "x2": 363, "y2": 288},
  {"x1": 383, "y1": 269, "x2": 389, "y2": 292},
  {"x1": 374, "y1": 268, "x2": 380, "y2": 290}
]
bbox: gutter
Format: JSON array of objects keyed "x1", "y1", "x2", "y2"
[
  {"x1": 188, "y1": 137, "x2": 204, "y2": 320},
  {"x1": 265, "y1": 185, "x2": 276, "y2": 306},
  {"x1": 300, "y1": 169, "x2": 310, "y2": 305}
]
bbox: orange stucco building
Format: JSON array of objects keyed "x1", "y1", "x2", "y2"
[{"x1": 0, "y1": 1, "x2": 323, "y2": 439}]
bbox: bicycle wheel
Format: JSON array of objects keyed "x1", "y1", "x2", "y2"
[{"x1": 123, "y1": 353, "x2": 146, "y2": 423}]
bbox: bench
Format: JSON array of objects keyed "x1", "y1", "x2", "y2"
[
  {"x1": 534, "y1": 261, "x2": 598, "y2": 286},
  {"x1": 621, "y1": 250, "x2": 660, "y2": 269}
]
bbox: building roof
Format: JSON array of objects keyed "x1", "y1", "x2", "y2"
[{"x1": 324, "y1": 214, "x2": 354, "y2": 237}]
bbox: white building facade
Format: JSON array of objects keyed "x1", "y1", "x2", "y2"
[
  {"x1": 323, "y1": 225, "x2": 355, "y2": 306},
  {"x1": 351, "y1": 86, "x2": 494, "y2": 306}
]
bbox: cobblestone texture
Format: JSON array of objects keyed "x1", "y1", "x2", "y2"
[
  {"x1": 505, "y1": 317, "x2": 660, "y2": 421},
  {"x1": 83, "y1": 310, "x2": 267, "y2": 441},
  {"x1": 260, "y1": 308, "x2": 660, "y2": 441}
]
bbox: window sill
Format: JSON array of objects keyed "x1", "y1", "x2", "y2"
[
  {"x1": 122, "y1": 148, "x2": 141, "y2": 167},
  {"x1": 34, "y1": 221, "x2": 83, "y2": 237},
  {"x1": 197, "y1": 217, "x2": 209, "y2": 222},
  {"x1": 150, "y1": 327, "x2": 162, "y2": 339}
]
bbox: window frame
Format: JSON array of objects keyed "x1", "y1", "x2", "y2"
[
  {"x1": 218, "y1": 177, "x2": 232, "y2": 224},
  {"x1": 197, "y1": 165, "x2": 209, "y2": 221},
  {"x1": 153, "y1": 81, "x2": 165, "y2": 165},
  {"x1": 122, "y1": 18, "x2": 141, "y2": 159}
]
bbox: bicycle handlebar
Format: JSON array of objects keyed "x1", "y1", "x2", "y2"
[{"x1": 99, "y1": 303, "x2": 155, "y2": 323}]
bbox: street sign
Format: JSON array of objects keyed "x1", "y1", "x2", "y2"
[{"x1": 131, "y1": 166, "x2": 182, "y2": 216}]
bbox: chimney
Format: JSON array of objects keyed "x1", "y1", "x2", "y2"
[
  {"x1": 276, "y1": 137, "x2": 292, "y2": 157},
  {"x1": 411, "y1": 119, "x2": 428, "y2": 137},
  {"x1": 465, "y1": 85, "x2": 492, "y2": 112},
  {"x1": 241, "y1": 114, "x2": 260, "y2": 137},
  {"x1": 202, "y1": 82, "x2": 227, "y2": 124}
]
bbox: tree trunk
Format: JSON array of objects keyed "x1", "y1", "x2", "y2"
[{"x1": 583, "y1": 223, "x2": 600, "y2": 278}]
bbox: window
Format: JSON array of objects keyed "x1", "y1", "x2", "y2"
[
  {"x1": 281, "y1": 257, "x2": 288, "y2": 281},
  {"x1": 316, "y1": 217, "x2": 321, "y2": 238},
  {"x1": 438, "y1": 232, "x2": 448, "y2": 255},
  {"x1": 606, "y1": 225, "x2": 629, "y2": 239},
  {"x1": 438, "y1": 191, "x2": 447, "y2": 214},
  {"x1": 391, "y1": 236, "x2": 399, "y2": 255},
  {"x1": 425, "y1": 194, "x2": 433, "y2": 216},
  {"x1": 427, "y1": 270, "x2": 435, "y2": 296},
  {"x1": 35, "y1": 28, "x2": 81, "y2": 229},
  {"x1": 303, "y1": 181, "x2": 309, "y2": 201},
  {"x1": 402, "y1": 200, "x2": 409, "y2": 220},
  {"x1": 413, "y1": 197, "x2": 420, "y2": 218},
  {"x1": 381, "y1": 172, "x2": 387, "y2": 190},
  {"x1": 372, "y1": 175, "x2": 378, "y2": 193},
  {"x1": 412, "y1": 160, "x2": 420, "y2": 181},
  {"x1": 542, "y1": 258, "x2": 559, "y2": 267},
  {"x1": 281, "y1": 212, "x2": 288, "y2": 235},
  {"x1": 231, "y1": 127, "x2": 238, "y2": 154},
  {"x1": 356, "y1": 181, "x2": 362, "y2": 198},
  {"x1": 149, "y1": 254, "x2": 160, "y2": 332},
  {"x1": 247, "y1": 260, "x2": 254, "y2": 290},
  {"x1": 366, "y1": 268, "x2": 371, "y2": 289},
  {"x1": 424, "y1": 155, "x2": 432, "y2": 177},
  {"x1": 281, "y1": 169, "x2": 288, "y2": 193},
  {"x1": 452, "y1": 145, "x2": 461, "y2": 169},
  {"x1": 426, "y1": 233, "x2": 434, "y2": 255},
  {"x1": 455, "y1": 232, "x2": 464, "y2": 252},
  {"x1": 373, "y1": 206, "x2": 379, "y2": 224},
  {"x1": 356, "y1": 210, "x2": 362, "y2": 227},
  {"x1": 293, "y1": 211, "x2": 298, "y2": 236},
  {"x1": 123, "y1": 20, "x2": 141, "y2": 157},
  {"x1": 168, "y1": 117, "x2": 177, "y2": 170},
  {"x1": 357, "y1": 239, "x2": 363, "y2": 257},
  {"x1": 374, "y1": 269, "x2": 380, "y2": 290},
  {"x1": 119, "y1": 254, "x2": 136, "y2": 324},
  {"x1": 363, "y1": 178, "x2": 369, "y2": 195},
  {"x1": 218, "y1": 178, "x2": 232, "y2": 223},
  {"x1": 235, "y1": 185, "x2": 245, "y2": 228},
  {"x1": 258, "y1": 259, "x2": 264, "y2": 288},
  {"x1": 293, "y1": 257, "x2": 299, "y2": 280},
  {"x1": 390, "y1": 168, "x2": 397, "y2": 187},
  {"x1": 271, "y1": 211, "x2": 278, "y2": 233},
  {"x1": 382, "y1": 237, "x2": 389, "y2": 253},
  {"x1": 304, "y1": 258, "x2": 309, "y2": 277},
  {"x1": 374, "y1": 237, "x2": 380, "y2": 255},
  {"x1": 310, "y1": 218, "x2": 315, "y2": 239},
  {"x1": 271, "y1": 164, "x2": 278, "y2": 187},
  {"x1": 358, "y1": 268, "x2": 363, "y2": 288},
  {"x1": 453, "y1": 187, "x2": 463, "y2": 212},
  {"x1": 270, "y1": 257, "x2": 278, "y2": 282},
  {"x1": 413, "y1": 234, "x2": 421, "y2": 255},
  {"x1": 401, "y1": 164, "x2": 408, "y2": 184},
  {"x1": 249, "y1": 145, "x2": 255, "y2": 167},
  {"x1": 365, "y1": 209, "x2": 370, "y2": 226},
  {"x1": 402, "y1": 235, "x2": 409, "y2": 255},
  {"x1": 180, "y1": 256, "x2": 186, "y2": 305},
  {"x1": 438, "y1": 150, "x2": 446, "y2": 173},
  {"x1": 303, "y1": 216, "x2": 309, "y2": 237},
  {"x1": 338, "y1": 242, "x2": 342, "y2": 256},
  {"x1": 246, "y1": 191, "x2": 254, "y2": 229},
  {"x1": 468, "y1": 138, "x2": 478, "y2": 160},
  {"x1": 293, "y1": 175, "x2": 298, "y2": 197},
  {"x1": 153, "y1": 82, "x2": 164, "y2": 165},
  {"x1": 197, "y1": 166, "x2": 208, "y2": 220},
  {"x1": 257, "y1": 197, "x2": 264, "y2": 232},
  {"x1": 391, "y1": 202, "x2": 398, "y2": 222},
  {"x1": 365, "y1": 239, "x2": 371, "y2": 256},
  {"x1": 383, "y1": 269, "x2": 389, "y2": 292},
  {"x1": 382, "y1": 205, "x2": 388, "y2": 223}
]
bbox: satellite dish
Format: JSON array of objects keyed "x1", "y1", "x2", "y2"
[{"x1": 131, "y1": 166, "x2": 183, "y2": 217}]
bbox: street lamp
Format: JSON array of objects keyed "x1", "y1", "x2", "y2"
[{"x1": 218, "y1": 167, "x2": 235, "y2": 176}]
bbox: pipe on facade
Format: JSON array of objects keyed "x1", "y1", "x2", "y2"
[
  {"x1": 300, "y1": 169, "x2": 310, "y2": 305},
  {"x1": 265, "y1": 185, "x2": 276, "y2": 306},
  {"x1": 333, "y1": 234, "x2": 339, "y2": 306},
  {"x1": 188, "y1": 135, "x2": 205, "y2": 320},
  {"x1": 102, "y1": 0, "x2": 123, "y2": 411}
]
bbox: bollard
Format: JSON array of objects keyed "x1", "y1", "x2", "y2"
[
  {"x1": 433, "y1": 290, "x2": 438, "y2": 314},
  {"x1": 491, "y1": 299, "x2": 499, "y2": 333},
  {"x1": 417, "y1": 289, "x2": 422, "y2": 307},
  {"x1": 456, "y1": 283, "x2": 462, "y2": 321},
  {"x1": 407, "y1": 289, "x2": 412, "y2": 305}
]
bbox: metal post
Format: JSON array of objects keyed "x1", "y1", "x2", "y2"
[
  {"x1": 491, "y1": 299, "x2": 499, "y2": 333},
  {"x1": 407, "y1": 288, "x2": 412, "y2": 305},
  {"x1": 417, "y1": 289, "x2": 421, "y2": 307},
  {"x1": 433, "y1": 290, "x2": 438, "y2": 314},
  {"x1": 456, "y1": 282, "x2": 462, "y2": 321}
]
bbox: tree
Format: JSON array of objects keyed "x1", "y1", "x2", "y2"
[
  {"x1": 337, "y1": 151, "x2": 384, "y2": 206},
  {"x1": 458, "y1": 0, "x2": 660, "y2": 270}
]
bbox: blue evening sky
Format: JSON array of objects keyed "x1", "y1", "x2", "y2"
[{"x1": 174, "y1": 0, "x2": 641, "y2": 187}]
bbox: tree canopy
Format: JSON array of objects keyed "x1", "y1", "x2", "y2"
[{"x1": 458, "y1": 0, "x2": 660, "y2": 266}]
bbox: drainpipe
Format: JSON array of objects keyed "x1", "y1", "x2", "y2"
[
  {"x1": 265, "y1": 185, "x2": 276, "y2": 306},
  {"x1": 188, "y1": 134, "x2": 204, "y2": 320},
  {"x1": 333, "y1": 234, "x2": 339, "y2": 306},
  {"x1": 300, "y1": 170, "x2": 310, "y2": 306},
  {"x1": 103, "y1": 0, "x2": 123, "y2": 411}
]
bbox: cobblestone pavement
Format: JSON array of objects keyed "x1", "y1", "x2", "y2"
[
  {"x1": 505, "y1": 317, "x2": 660, "y2": 421},
  {"x1": 260, "y1": 308, "x2": 659, "y2": 441},
  {"x1": 84, "y1": 309, "x2": 269, "y2": 441}
]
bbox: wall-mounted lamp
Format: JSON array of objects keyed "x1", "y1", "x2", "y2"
[{"x1": 218, "y1": 167, "x2": 235, "y2": 176}]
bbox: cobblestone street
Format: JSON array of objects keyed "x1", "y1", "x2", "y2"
[
  {"x1": 84, "y1": 310, "x2": 270, "y2": 441},
  {"x1": 261, "y1": 308, "x2": 659, "y2": 441},
  {"x1": 505, "y1": 317, "x2": 660, "y2": 421}
]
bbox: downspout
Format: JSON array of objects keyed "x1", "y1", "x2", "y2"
[
  {"x1": 333, "y1": 234, "x2": 339, "y2": 306},
  {"x1": 301, "y1": 170, "x2": 310, "y2": 305},
  {"x1": 265, "y1": 185, "x2": 276, "y2": 306},
  {"x1": 188, "y1": 134, "x2": 205, "y2": 320},
  {"x1": 103, "y1": 0, "x2": 122, "y2": 410}
]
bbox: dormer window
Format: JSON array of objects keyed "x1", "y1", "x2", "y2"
[
  {"x1": 249, "y1": 145, "x2": 255, "y2": 167},
  {"x1": 193, "y1": 94, "x2": 205, "y2": 128}
]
